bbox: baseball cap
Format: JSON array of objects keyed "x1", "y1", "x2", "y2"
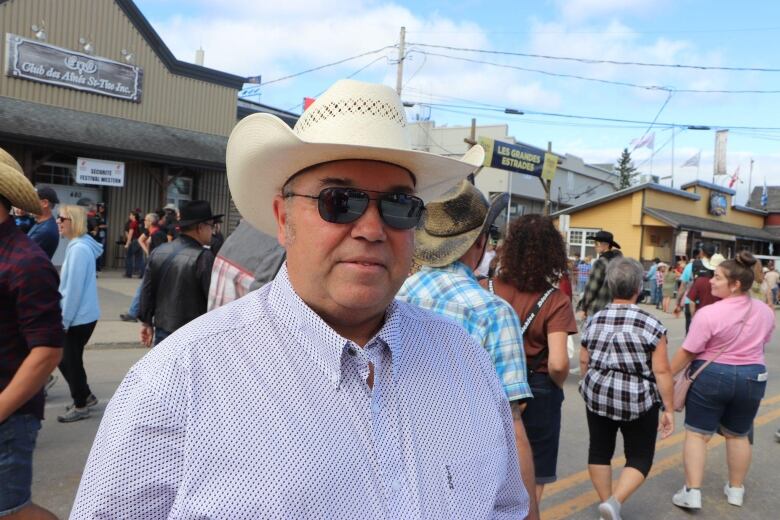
[{"x1": 36, "y1": 186, "x2": 59, "y2": 205}]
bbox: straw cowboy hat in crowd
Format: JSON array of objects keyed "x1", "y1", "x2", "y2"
[
  {"x1": 0, "y1": 147, "x2": 40, "y2": 215},
  {"x1": 414, "y1": 180, "x2": 509, "y2": 268},
  {"x1": 226, "y1": 79, "x2": 485, "y2": 236}
]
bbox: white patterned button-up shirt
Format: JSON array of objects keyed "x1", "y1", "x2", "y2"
[{"x1": 71, "y1": 264, "x2": 528, "y2": 519}]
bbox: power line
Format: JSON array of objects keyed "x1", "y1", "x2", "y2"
[
  {"x1": 407, "y1": 42, "x2": 780, "y2": 72},
  {"x1": 406, "y1": 100, "x2": 780, "y2": 131},
  {"x1": 407, "y1": 50, "x2": 780, "y2": 94},
  {"x1": 285, "y1": 55, "x2": 391, "y2": 112},
  {"x1": 407, "y1": 26, "x2": 780, "y2": 36},
  {"x1": 259, "y1": 45, "x2": 396, "y2": 86}
]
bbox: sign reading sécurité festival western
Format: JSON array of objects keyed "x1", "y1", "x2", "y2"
[
  {"x1": 478, "y1": 137, "x2": 559, "y2": 181},
  {"x1": 5, "y1": 33, "x2": 143, "y2": 102}
]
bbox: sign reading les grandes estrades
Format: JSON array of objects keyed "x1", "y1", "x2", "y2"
[
  {"x1": 5, "y1": 34, "x2": 143, "y2": 102},
  {"x1": 479, "y1": 137, "x2": 558, "y2": 179}
]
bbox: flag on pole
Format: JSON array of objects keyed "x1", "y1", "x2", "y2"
[
  {"x1": 728, "y1": 166, "x2": 741, "y2": 188},
  {"x1": 630, "y1": 132, "x2": 655, "y2": 151},
  {"x1": 303, "y1": 97, "x2": 316, "y2": 110},
  {"x1": 681, "y1": 151, "x2": 701, "y2": 168},
  {"x1": 761, "y1": 178, "x2": 768, "y2": 207},
  {"x1": 245, "y1": 75, "x2": 262, "y2": 84}
]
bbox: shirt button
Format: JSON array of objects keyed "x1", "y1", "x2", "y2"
[
  {"x1": 391, "y1": 479, "x2": 402, "y2": 491},
  {"x1": 347, "y1": 347, "x2": 356, "y2": 356}
]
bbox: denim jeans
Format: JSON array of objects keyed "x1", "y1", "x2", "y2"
[
  {"x1": 0, "y1": 414, "x2": 41, "y2": 515},
  {"x1": 685, "y1": 361, "x2": 767, "y2": 436},
  {"x1": 522, "y1": 372, "x2": 565, "y2": 484},
  {"x1": 154, "y1": 328, "x2": 172, "y2": 346},
  {"x1": 128, "y1": 282, "x2": 142, "y2": 318}
]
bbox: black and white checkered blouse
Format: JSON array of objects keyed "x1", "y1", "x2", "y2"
[{"x1": 579, "y1": 304, "x2": 667, "y2": 421}]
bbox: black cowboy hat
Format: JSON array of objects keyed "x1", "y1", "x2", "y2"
[
  {"x1": 593, "y1": 230, "x2": 621, "y2": 249},
  {"x1": 177, "y1": 200, "x2": 223, "y2": 227}
]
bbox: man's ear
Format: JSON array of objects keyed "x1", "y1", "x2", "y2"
[{"x1": 272, "y1": 195, "x2": 288, "y2": 247}]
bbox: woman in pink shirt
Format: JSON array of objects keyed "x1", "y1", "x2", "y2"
[{"x1": 670, "y1": 252, "x2": 774, "y2": 510}]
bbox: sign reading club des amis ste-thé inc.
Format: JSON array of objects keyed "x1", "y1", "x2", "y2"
[{"x1": 5, "y1": 33, "x2": 143, "y2": 102}]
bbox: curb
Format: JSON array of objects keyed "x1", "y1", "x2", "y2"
[{"x1": 86, "y1": 342, "x2": 147, "y2": 350}]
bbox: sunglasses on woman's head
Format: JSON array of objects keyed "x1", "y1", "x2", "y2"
[{"x1": 284, "y1": 187, "x2": 425, "y2": 230}]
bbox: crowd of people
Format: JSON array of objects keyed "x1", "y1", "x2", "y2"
[{"x1": 1, "y1": 80, "x2": 776, "y2": 519}]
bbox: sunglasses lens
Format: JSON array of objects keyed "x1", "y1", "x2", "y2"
[
  {"x1": 379, "y1": 193, "x2": 425, "y2": 229},
  {"x1": 318, "y1": 188, "x2": 369, "y2": 224}
]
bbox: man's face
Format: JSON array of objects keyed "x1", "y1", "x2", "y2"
[
  {"x1": 273, "y1": 160, "x2": 415, "y2": 327},
  {"x1": 595, "y1": 241, "x2": 609, "y2": 254}
]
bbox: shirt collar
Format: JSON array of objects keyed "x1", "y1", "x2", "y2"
[
  {"x1": 420, "y1": 261, "x2": 475, "y2": 281},
  {"x1": 268, "y1": 263, "x2": 404, "y2": 389}
]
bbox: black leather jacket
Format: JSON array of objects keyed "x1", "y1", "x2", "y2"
[{"x1": 139, "y1": 235, "x2": 214, "y2": 333}]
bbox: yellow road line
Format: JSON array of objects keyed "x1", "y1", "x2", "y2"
[
  {"x1": 545, "y1": 393, "x2": 780, "y2": 499},
  {"x1": 541, "y1": 406, "x2": 780, "y2": 520}
]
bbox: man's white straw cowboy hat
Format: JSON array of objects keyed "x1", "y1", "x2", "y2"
[
  {"x1": 226, "y1": 79, "x2": 485, "y2": 236},
  {"x1": 0, "y1": 147, "x2": 40, "y2": 215}
]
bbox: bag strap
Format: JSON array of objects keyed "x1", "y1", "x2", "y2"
[
  {"x1": 522, "y1": 287, "x2": 557, "y2": 373},
  {"x1": 689, "y1": 301, "x2": 753, "y2": 380}
]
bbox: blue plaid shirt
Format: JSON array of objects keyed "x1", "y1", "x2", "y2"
[{"x1": 397, "y1": 262, "x2": 532, "y2": 401}]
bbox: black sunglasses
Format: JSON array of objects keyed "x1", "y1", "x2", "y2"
[
  {"x1": 285, "y1": 187, "x2": 425, "y2": 230},
  {"x1": 56, "y1": 216, "x2": 71, "y2": 222}
]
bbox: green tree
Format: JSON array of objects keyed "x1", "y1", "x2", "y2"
[{"x1": 615, "y1": 148, "x2": 637, "y2": 189}]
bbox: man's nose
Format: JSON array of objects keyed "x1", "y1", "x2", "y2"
[{"x1": 350, "y1": 200, "x2": 387, "y2": 242}]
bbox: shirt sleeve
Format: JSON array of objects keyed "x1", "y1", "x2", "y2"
[
  {"x1": 577, "y1": 259, "x2": 606, "y2": 313},
  {"x1": 485, "y1": 302, "x2": 532, "y2": 401},
  {"x1": 546, "y1": 294, "x2": 578, "y2": 335},
  {"x1": 13, "y1": 255, "x2": 64, "y2": 349},
  {"x1": 139, "y1": 256, "x2": 155, "y2": 326},
  {"x1": 70, "y1": 360, "x2": 186, "y2": 517},
  {"x1": 197, "y1": 249, "x2": 216, "y2": 297},
  {"x1": 682, "y1": 310, "x2": 713, "y2": 355}
]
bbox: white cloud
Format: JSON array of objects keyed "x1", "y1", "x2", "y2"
[{"x1": 554, "y1": 0, "x2": 672, "y2": 22}]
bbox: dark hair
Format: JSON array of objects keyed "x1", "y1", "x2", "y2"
[
  {"x1": 0, "y1": 194, "x2": 10, "y2": 212},
  {"x1": 653, "y1": 257, "x2": 661, "y2": 263},
  {"x1": 498, "y1": 214, "x2": 568, "y2": 292},
  {"x1": 719, "y1": 251, "x2": 757, "y2": 292}
]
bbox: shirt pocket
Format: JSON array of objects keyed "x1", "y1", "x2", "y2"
[{"x1": 441, "y1": 449, "x2": 503, "y2": 519}]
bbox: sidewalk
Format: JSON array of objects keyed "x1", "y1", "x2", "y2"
[{"x1": 91, "y1": 269, "x2": 146, "y2": 348}]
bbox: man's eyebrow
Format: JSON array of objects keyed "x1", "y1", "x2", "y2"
[{"x1": 317, "y1": 178, "x2": 415, "y2": 194}]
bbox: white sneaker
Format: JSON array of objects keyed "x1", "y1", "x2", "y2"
[
  {"x1": 598, "y1": 500, "x2": 622, "y2": 520},
  {"x1": 672, "y1": 486, "x2": 702, "y2": 509},
  {"x1": 724, "y1": 483, "x2": 744, "y2": 507}
]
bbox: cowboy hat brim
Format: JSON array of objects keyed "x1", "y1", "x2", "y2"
[
  {"x1": 413, "y1": 191, "x2": 509, "y2": 268},
  {"x1": 178, "y1": 214, "x2": 224, "y2": 228},
  {"x1": 227, "y1": 113, "x2": 485, "y2": 237},
  {"x1": 0, "y1": 161, "x2": 41, "y2": 215}
]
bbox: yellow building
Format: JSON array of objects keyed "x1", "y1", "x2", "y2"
[{"x1": 554, "y1": 180, "x2": 778, "y2": 263}]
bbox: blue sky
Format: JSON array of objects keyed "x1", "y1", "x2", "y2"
[{"x1": 136, "y1": 0, "x2": 780, "y2": 204}]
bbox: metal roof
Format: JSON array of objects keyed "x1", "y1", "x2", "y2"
[
  {"x1": 0, "y1": 96, "x2": 227, "y2": 169},
  {"x1": 552, "y1": 182, "x2": 699, "y2": 216},
  {"x1": 644, "y1": 207, "x2": 777, "y2": 242}
]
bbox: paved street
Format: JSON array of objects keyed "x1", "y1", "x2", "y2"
[{"x1": 32, "y1": 272, "x2": 780, "y2": 518}]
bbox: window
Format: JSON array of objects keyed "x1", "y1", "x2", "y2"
[
  {"x1": 568, "y1": 228, "x2": 599, "y2": 260},
  {"x1": 34, "y1": 162, "x2": 77, "y2": 186},
  {"x1": 166, "y1": 176, "x2": 193, "y2": 208}
]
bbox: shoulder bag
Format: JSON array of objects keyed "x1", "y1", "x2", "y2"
[{"x1": 672, "y1": 301, "x2": 752, "y2": 412}]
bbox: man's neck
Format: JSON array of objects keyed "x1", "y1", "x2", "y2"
[
  {"x1": 36, "y1": 210, "x2": 51, "y2": 223},
  {"x1": 181, "y1": 230, "x2": 203, "y2": 245},
  {"x1": 0, "y1": 211, "x2": 8, "y2": 224}
]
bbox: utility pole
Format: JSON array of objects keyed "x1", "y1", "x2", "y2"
[
  {"x1": 748, "y1": 158, "x2": 754, "y2": 205},
  {"x1": 464, "y1": 118, "x2": 478, "y2": 184},
  {"x1": 541, "y1": 141, "x2": 553, "y2": 216},
  {"x1": 395, "y1": 26, "x2": 406, "y2": 96}
]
